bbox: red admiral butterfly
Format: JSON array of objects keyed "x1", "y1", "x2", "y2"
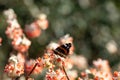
[{"x1": 53, "y1": 43, "x2": 71, "y2": 58}]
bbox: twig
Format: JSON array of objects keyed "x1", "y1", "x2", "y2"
[
  {"x1": 28, "y1": 63, "x2": 38, "y2": 76},
  {"x1": 26, "y1": 63, "x2": 38, "y2": 80},
  {"x1": 62, "y1": 65, "x2": 70, "y2": 80}
]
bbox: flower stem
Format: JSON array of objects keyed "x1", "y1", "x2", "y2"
[
  {"x1": 26, "y1": 63, "x2": 38, "y2": 80},
  {"x1": 28, "y1": 63, "x2": 38, "y2": 76},
  {"x1": 62, "y1": 66, "x2": 70, "y2": 80}
]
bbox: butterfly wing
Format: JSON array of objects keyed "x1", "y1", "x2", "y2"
[{"x1": 53, "y1": 43, "x2": 71, "y2": 58}]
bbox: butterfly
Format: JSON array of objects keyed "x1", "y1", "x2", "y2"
[{"x1": 53, "y1": 43, "x2": 72, "y2": 58}]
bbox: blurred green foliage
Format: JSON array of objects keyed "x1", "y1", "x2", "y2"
[{"x1": 1, "y1": 0, "x2": 120, "y2": 79}]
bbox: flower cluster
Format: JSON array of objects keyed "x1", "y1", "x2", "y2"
[
  {"x1": 79, "y1": 59, "x2": 113, "y2": 80},
  {"x1": 4, "y1": 9, "x2": 31, "y2": 53},
  {"x1": 25, "y1": 13, "x2": 49, "y2": 38},
  {"x1": 4, "y1": 55, "x2": 24, "y2": 77},
  {"x1": 45, "y1": 68, "x2": 67, "y2": 80},
  {"x1": 3, "y1": 9, "x2": 49, "y2": 79},
  {"x1": 3, "y1": 8, "x2": 120, "y2": 80}
]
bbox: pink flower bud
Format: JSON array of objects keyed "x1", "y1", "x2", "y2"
[{"x1": 25, "y1": 22, "x2": 41, "y2": 38}]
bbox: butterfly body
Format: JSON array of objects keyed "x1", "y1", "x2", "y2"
[{"x1": 53, "y1": 43, "x2": 71, "y2": 58}]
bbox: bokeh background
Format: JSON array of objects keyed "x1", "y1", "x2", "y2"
[{"x1": 0, "y1": 0, "x2": 120, "y2": 79}]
